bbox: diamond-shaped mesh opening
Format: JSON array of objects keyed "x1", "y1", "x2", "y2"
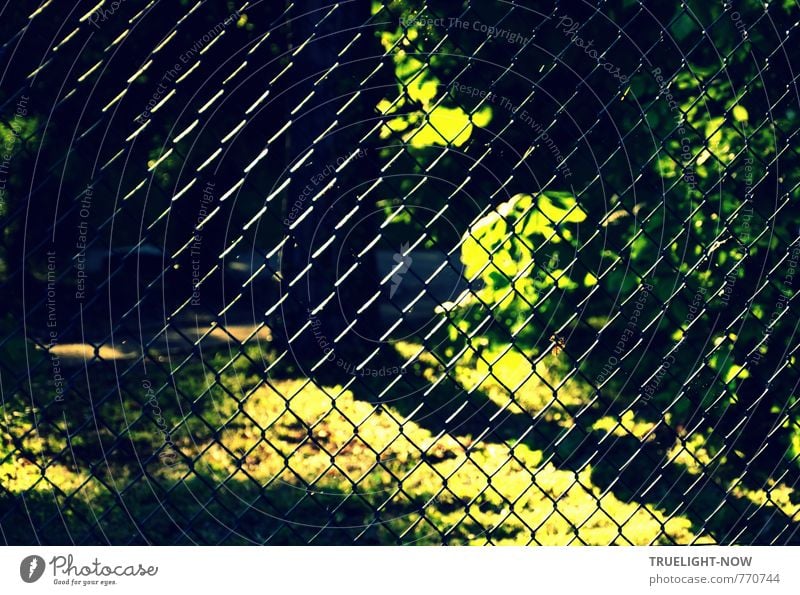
[{"x1": 1, "y1": 0, "x2": 799, "y2": 546}]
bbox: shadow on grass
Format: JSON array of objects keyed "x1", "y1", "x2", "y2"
[{"x1": 349, "y1": 361, "x2": 800, "y2": 545}]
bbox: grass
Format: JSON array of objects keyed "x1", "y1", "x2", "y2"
[{"x1": 2, "y1": 340, "x2": 797, "y2": 544}]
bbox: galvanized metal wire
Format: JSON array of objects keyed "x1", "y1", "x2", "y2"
[{"x1": 1, "y1": 0, "x2": 799, "y2": 545}]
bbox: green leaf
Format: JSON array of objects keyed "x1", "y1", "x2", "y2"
[
  {"x1": 472, "y1": 105, "x2": 493, "y2": 128},
  {"x1": 724, "y1": 363, "x2": 750, "y2": 385},
  {"x1": 408, "y1": 79, "x2": 438, "y2": 107}
]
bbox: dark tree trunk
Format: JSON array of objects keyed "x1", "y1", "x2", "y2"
[{"x1": 278, "y1": 0, "x2": 386, "y2": 379}]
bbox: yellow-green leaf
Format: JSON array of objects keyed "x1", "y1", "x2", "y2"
[{"x1": 472, "y1": 105, "x2": 493, "y2": 128}]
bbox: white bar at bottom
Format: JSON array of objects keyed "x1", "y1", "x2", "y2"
[{"x1": 1, "y1": 546, "x2": 798, "y2": 594}]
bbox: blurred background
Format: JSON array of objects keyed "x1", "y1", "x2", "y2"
[{"x1": 1, "y1": 0, "x2": 800, "y2": 545}]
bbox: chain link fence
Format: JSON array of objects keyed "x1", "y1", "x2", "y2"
[{"x1": 1, "y1": 0, "x2": 800, "y2": 545}]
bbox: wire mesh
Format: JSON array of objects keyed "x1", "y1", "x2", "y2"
[{"x1": 1, "y1": 0, "x2": 799, "y2": 545}]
